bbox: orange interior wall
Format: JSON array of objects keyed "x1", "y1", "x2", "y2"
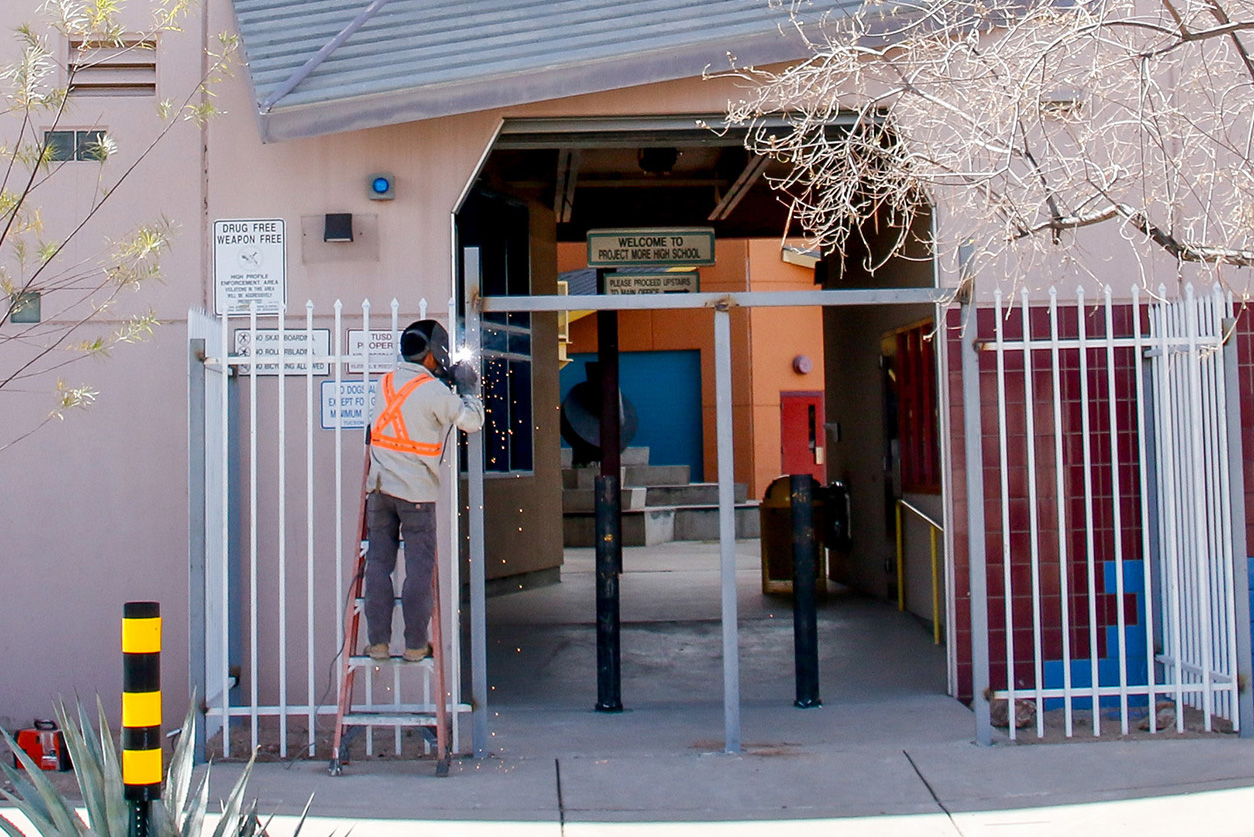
[
  {"x1": 745, "y1": 239, "x2": 826, "y2": 498},
  {"x1": 558, "y1": 239, "x2": 822, "y2": 499}
]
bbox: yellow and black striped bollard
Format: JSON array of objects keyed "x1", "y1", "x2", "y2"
[{"x1": 122, "y1": 602, "x2": 162, "y2": 837}]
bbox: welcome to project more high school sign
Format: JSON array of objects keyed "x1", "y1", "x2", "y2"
[{"x1": 587, "y1": 228, "x2": 715, "y2": 269}]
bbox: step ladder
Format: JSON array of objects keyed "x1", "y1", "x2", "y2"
[{"x1": 329, "y1": 457, "x2": 452, "y2": 777}]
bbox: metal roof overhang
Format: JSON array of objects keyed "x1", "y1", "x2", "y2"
[
  {"x1": 231, "y1": 0, "x2": 854, "y2": 143},
  {"x1": 251, "y1": 33, "x2": 815, "y2": 143}
]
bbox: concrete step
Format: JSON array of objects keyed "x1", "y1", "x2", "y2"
[
  {"x1": 564, "y1": 507, "x2": 676, "y2": 547},
  {"x1": 563, "y1": 463, "x2": 692, "y2": 490},
  {"x1": 562, "y1": 486, "x2": 648, "y2": 512},
  {"x1": 562, "y1": 483, "x2": 747, "y2": 512},
  {"x1": 560, "y1": 446, "x2": 651, "y2": 469},
  {"x1": 563, "y1": 502, "x2": 760, "y2": 547},
  {"x1": 625, "y1": 464, "x2": 691, "y2": 487},
  {"x1": 646, "y1": 483, "x2": 748, "y2": 506},
  {"x1": 673, "y1": 504, "x2": 760, "y2": 541}
]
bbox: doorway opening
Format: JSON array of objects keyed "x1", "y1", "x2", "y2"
[{"x1": 454, "y1": 116, "x2": 951, "y2": 749}]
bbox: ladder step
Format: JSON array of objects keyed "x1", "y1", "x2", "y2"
[
  {"x1": 348, "y1": 703, "x2": 471, "y2": 714},
  {"x1": 352, "y1": 597, "x2": 404, "y2": 609},
  {"x1": 348, "y1": 654, "x2": 434, "y2": 667},
  {"x1": 341, "y1": 712, "x2": 437, "y2": 727}
]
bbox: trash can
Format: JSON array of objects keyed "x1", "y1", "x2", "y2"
[{"x1": 759, "y1": 475, "x2": 827, "y2": 595}]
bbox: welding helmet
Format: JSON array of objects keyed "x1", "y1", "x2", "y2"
[{"x1": 399, "y1": 319, "x2": 450, "y2": 374}]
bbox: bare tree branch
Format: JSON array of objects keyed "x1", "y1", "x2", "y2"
[
  {"x1": 0, "y1": 2, "x2": 237, "y2": 448},
  {"x1": 724, "y1": 0, "x2": 1254, "y2": 290}
]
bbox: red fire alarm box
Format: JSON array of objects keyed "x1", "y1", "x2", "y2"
[{"x1": 13, "y1": 720, "x2": 72, "y2": 771}]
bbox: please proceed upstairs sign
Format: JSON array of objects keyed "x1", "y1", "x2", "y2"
[{"x1": 587, "y1": 228, "x2": 715, "y2": 268}]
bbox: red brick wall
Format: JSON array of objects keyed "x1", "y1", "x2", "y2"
[
  {"x1": 946, "y1": 302, "x2": 1153, "y2": 701},
  {"x1": 1236, "y1": 310, "x2": 1254, "y2": 552}
]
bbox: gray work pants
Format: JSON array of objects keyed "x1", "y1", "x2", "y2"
[{"x1": 364, "y1": 491, "x2": 436, "y2": 649}]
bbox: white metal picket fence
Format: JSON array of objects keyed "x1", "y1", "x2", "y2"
[
  {"x1": 982, "y1": 284, "x2": 1248, "y2": 739},
  {"x1": 189, "y1": 299, "x2": 467, "y2": 760}
]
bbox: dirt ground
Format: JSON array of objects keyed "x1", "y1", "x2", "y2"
[
  {"x1": 205, "y1": 717, "x2": 443, "y2": 765},
  {"x1": 992, "y1": 700, "x2": 1236, "y2": 743}
]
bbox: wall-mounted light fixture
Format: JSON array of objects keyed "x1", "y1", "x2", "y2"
[
  {"x1": 367, "y1": 173, "x2": 395, "y2": 200},
  {"x1": 323, "y1": 213, "x2": 353, "y2": 242}
]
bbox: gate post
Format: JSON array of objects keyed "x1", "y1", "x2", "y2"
[
  {"x1": 714, "y1": 305, "x2": 741, "y2": 753},
  {"x1": 595, "y1": 305, "x2": 624, "y2": 712},
  {"x1": 1224, "y1": 318, "x2": 1253, "y2": 737},
  {"x1": 188, "y1": 337, "x2": 207, "y2": 763},
  {"x1": 791, "y1": 475, "x2": 821, "y2": 708},
  {"x1": 960, "y1": 291, "x2": 992, "y2": 746},
  {"x1": 464, "y1": 247, "x2": 490, "y2": 758}
]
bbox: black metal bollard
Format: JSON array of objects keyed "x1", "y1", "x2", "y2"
[
  {"x1": 594, "y1": 474, "x2": 624, "y2": 712},
  {"x1": 123, "y1": 602, "x2": 163, "y2": 837},
  {"x1": 791, "y1": 476, "x2": 822, "y2": 708}
]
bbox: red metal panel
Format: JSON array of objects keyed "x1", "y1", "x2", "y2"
[{"x1": 780, "y1": 391, "x2": 825, "y2": 483}]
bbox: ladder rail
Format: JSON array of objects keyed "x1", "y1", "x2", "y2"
[
  {"x1": 431, "y1": 550, "x2": 449, "y2": 762},
  {"x1": 330, "y1": 452, "x2": 371, "y2": 765},
  {"x1": 330, "y1": 447, "x2": 452, "y2": 776}
]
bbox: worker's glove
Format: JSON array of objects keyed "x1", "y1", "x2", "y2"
[{"x1": 450, "y1": 361, "x2": 480, "y2": 395}]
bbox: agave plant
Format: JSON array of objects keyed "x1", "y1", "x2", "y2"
[{"x1": 0, "y1": 697, "x2": 309, "y2": 837}]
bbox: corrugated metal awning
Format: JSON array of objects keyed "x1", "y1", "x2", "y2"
[{"x1": 230, "y1": 0, "x2": 855, "y2": 142}]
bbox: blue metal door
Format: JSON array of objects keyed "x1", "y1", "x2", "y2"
[{"x1": 561, "y1": 350, "x2": 703, "y2": 480}]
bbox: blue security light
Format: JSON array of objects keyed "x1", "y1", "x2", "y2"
[{"x1": 368, "y1": 172, "x2": 395, "y2": 200}]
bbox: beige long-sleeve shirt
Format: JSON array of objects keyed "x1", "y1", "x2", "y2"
[{"x1": 366, "y1": 361, "x2": 485, "y2": 503}]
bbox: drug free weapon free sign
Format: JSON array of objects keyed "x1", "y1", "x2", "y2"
[{"x1": 213, "y1": 219, "x2": 286, "y2": 315}]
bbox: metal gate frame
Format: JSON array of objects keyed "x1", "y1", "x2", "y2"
[
  {"x1": 466, "y1": 280, "x2": 951, "y2": 753},
  {"x1": 194, "y1": 277, "x2": 1250, "y2": 757},
  {"x1": 961, "y1": 283, "x2": 1253, "y2": 745},
  {"x1": 189, "y1": 298, "x2": 469, "y2": 762}
]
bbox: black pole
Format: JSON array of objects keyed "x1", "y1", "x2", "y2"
[
  {"x1": 128, "y1": 801, "x2": 150, "y2": 837},
  {"x1": 598, "y1": 304, "x2": 622, "y2": 477},
  {"x1": 595, "y1": 304, "x2": 623, "y2": 711},
  {"x1": 791, "y1": 476, "x2": 821, "y2": 708},
  {"x1": 594, "y1": 474, "x2": 623, "y2": 712}
]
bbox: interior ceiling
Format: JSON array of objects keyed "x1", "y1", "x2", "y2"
[{"x1": 478, "y1": 127, "x2": 800, "y2": 242}]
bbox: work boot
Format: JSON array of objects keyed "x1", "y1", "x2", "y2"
[
  {"x1": 402, "y1": 644, "x2": 432, "y2": 663},
  {"x1": 365, "y1": 642, "x2": 390, "y2": 661}
]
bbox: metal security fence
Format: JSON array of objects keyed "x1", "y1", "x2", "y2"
[
  {"x1": 189, "y1": 299, "x2": 468, "y2": 760},
  {"x1": 980, "y1": 284, "x2": 1251, "y2": 740}
]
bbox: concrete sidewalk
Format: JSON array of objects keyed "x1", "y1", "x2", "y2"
[
  {"x1": 209, "y1": 735, "x2": 1254, "y2": 836},
  {"x1": 210, "y1": 541, "x2": 1254, "y2": 835},
  {"x1": 10, "y1": 540, "x2": 1254, "y2": 835}
]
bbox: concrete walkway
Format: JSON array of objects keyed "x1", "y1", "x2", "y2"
[
  {"x1": 212, "y1": 541, "x2": 1254, "y2": 835},
  {"x1": 209, "y1": 736, "x2": 1254, "y2": 836},
  {"x1": 11, "y1": 541, "x2": 1254, "y2": 835}
]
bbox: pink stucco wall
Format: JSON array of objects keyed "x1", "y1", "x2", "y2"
[
  {"x1": 2, "y1": 0, "x2": 1241, "y2": 733},
  {"x1": 0, "y1": 0, "x2": 824, "y2": 729}
]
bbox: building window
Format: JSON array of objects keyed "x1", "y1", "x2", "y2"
[
  {"x1": 459, "y1": 191, "x2": 533, "y2": 474},
  {"x1": 44, "y1": 130, "x2": 109, "y2": 162},
  {"x1": 8, "y1": 291, "x2": 41, "y2": 324},
  {"x1": 69, "y1": 39, "x2": 157, "y2": 97},
  {"x1": 481, "y1": 314, "x2": 533, "y2": 472}
]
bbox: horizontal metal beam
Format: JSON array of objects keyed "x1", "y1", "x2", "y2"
[
  {"x1": 478, "y1": 287, "x2": 952, "y2": 313},
  {"x1": 978, "y1": 337, "x2": 1223, "y2": 352}
]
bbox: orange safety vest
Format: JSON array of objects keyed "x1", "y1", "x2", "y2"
[{"x1": 370, "y1": 371, "x2": 444, "y2": 457}]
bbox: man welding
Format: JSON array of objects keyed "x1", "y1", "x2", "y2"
[{"x1": 364, "y1": 319, "x2": 484, "y2": 662}]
